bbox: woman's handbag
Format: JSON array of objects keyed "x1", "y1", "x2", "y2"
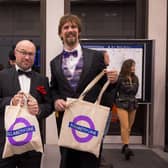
[
  {"x1": 58, "y1": 71, "x2": 110, "y2": 157},
  {"x1": 2, "y1": 94, "x2": 43, "y2": 158}
]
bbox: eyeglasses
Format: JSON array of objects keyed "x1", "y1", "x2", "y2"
[{"x1": 16, "y1": 49, "x2": 35, "y2": 57}]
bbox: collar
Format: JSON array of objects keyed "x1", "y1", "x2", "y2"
[
  {"x1": 15, "y1": 64, "x2": 32, "y2": 72},
  {"x1": 63, "y1": 43, "x2": 82, "y2": 58}
]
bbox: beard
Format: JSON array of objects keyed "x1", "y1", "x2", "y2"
[{"x1": 64, "y1": 32, "x2": 78, "y2": 47}]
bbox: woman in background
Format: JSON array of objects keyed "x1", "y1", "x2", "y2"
[{"x1": 115, "y1": 59, "x2": 139, "y2": 160}]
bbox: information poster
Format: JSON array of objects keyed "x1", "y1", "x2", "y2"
[{"x1": 83, "y1": 44, "x2": 144, "y2": 99}]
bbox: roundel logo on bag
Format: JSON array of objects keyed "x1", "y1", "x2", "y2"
[
  {"x1": 7, "y1": 117, "x2": 35, "y2": 146},
  {"x1": 69, "y1": 115, "x2": 98, "y2": 143}
]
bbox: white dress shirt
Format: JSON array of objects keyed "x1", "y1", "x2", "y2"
[
  {"x1": 15, "y1": 65, "x2": 31, "y2": 93},
  {"x1": 64, "y1": 44, "x2": 83, "y2": 75}
]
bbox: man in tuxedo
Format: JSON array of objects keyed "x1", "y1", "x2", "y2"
[
  {"x1": 0, "y1": 40, "x2": 52, "y2": 168},
  {"x1": 50, "y1": 14, "x2": 117, "y2": 168}
]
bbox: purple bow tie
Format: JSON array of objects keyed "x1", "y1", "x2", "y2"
[{"x1": 63, "y1": 50, "x2": 78, "y2": 58}]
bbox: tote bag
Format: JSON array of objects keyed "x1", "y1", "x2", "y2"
[
  {"x1": 58, "y1": 71, "x2": 110, "y2": 157},
  {"x1": 3, "y1": 94, "x2": 43, "y2": 158}
]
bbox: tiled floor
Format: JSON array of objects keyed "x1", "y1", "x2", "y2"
[
  {"x1": 41, "y1": 144, "x2": 168, "y2": 168},
  {"x1": 102, "y1": 144, "x2": 168, "y2": 168}
]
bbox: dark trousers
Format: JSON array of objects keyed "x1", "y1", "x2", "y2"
[
  {"x1": 60, "y1": 147, "x2": 99, "y2": 168},
  {"x1": 0, "y1": 151, "x2": 42, "y2": 168}
]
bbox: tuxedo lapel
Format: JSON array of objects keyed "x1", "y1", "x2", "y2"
[
  {"x1": 77, "y1": 48, "x2": 93, "y2": 89},
  {"x1": 11, "y1": 67, "x2": 21, "y2": 92},
  {"x1": 29, "y1": 71, "x2": 36, "y2": 95},
  {"x1": 29, "y1": 72, "x2": 44, "y2": 99},
  {"x1": 55, "y1": 55, "x2": 74, "y2": 90}
]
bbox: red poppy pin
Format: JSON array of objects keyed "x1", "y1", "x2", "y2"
[{"x1": 36, "y1": 86, "x2": 47, "y2": 95}]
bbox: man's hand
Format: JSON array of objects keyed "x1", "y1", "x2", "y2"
[
  {"x1": 27, "y1": 95, "x2": 39, "y2": 115},
  {"x1": 104, "y1": 69, "x2": 118, "y2": 84},
  {"x1": 54, "y1": 99, "x2": 67, "y2": 112},
  {"x1": 11, "y1": 92, "x2": 25, "y2": 106}
]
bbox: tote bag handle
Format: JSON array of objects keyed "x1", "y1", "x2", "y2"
[
  {"x1": 79, "y1": 70, "x2": 111, "y2": 104},
  {"x1": 96, "y1": 80, "x2": 110, "y2": 105},
  {"x1": 79, "y1": 70, "x2": 105, "y2": 100}
]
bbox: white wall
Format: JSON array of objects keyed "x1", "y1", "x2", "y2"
[
  {"x1": 46, "y1": 0, "x2": 64, "y2": 78},
  {"x1": 148, "y1": 0, "x2": 167, "y2": 146},
  {"x1": 45, "y1": 0, "x2": 64, "y2": 144}
]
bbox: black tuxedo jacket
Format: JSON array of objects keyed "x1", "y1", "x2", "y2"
[
  {"x1": 50, "y1": 48, "x2": 106, "y2": 102},
  {"x1": 0, "y1": 66, "x2": 52, "y2": 155},
  {"x1": 50, "y1": 48, "x2": 116, "y2": 132}
]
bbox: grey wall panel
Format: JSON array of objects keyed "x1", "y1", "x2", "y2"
[
  {"x1": 0, "y1": 4, "x2": 40, "y2": 67},
  {"x1": 0, "y1": 5, "x2": 40, "y2": 36},
  {"x1": 71, "y1": 4, "x2": 136, "y2": 38}
]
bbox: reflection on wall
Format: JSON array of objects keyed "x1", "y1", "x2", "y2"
[
  {"x1": 71, "y1": 1, "x2": 136, "y2": 39},
  {"x1": 0, "y1": 3, "x2": 40, "y2": 67}
]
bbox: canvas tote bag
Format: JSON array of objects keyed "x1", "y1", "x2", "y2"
[
  {"x1": 3, "y1": 93, "x2": 43, "y2": 158},
  {"x1": 58, "y1": 71, "x2": 110, "y2": 157}
]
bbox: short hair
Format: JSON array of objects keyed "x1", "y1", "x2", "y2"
[{"x1": 58, "y1": 14, "x2": 82, "y2": 35}]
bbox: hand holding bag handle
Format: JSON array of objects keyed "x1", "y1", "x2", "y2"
[
  {"x1": 15, "y1": 92, "x2": 32, "y2": 117},
  {"x1": 3, "y1": 93, "x2": 43, "y2": 158},
  {"x1": 14, "y1": 92, "x2": 28, "y2": 117}
]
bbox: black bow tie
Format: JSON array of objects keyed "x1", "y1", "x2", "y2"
[
  {"x1": 18, "y1": 69, "x2": 32, "y2": 78},
  {"x1": 63, "y1": 50, "x2": 78, "y2": 58}
]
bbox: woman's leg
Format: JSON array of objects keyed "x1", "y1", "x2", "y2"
[
  {"x1": 117, "y1": 108, "x2": 129, "y2": 145},
  {"x1": 117, "y1": 108, "x2": 135, "y2": 160},
  {"x1": 128, "y1": 110, "x2": 136, "y2": 136}
]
